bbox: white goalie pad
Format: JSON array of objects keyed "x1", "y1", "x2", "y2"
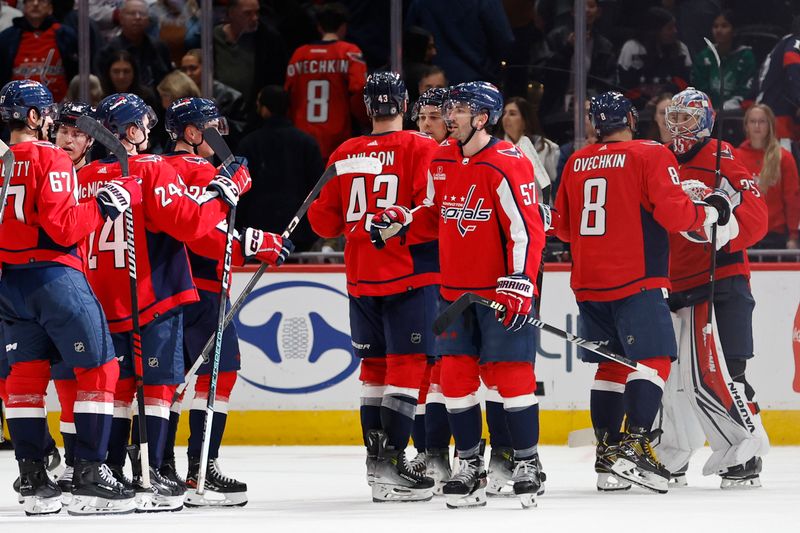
[{"x1": 656, "y1": 305, "x2": 769, "y2": 476}]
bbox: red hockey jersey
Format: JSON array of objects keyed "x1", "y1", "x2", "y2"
[
  {"x1": 308, "y1": 130, "x2": 440, "y2": 297},
  {"x1": 162, "y1": 152, "x2": 248, "y2": 294},
  {"x1": 556, "y1": 139, "x2": 708, "y2": 302},
  {"x1": 285, "y1": 40, "x2": 367, "y2": 160},
  {"x1": 78, "y1": 154, "x2": 229, "y2": 332},
  {"x1": 427, "y1": 138, "x2": 545, "y2": 302},
  {"x1": 0, "y1": 141, "x2": 103, "y2": 271},
  {"x1": 669, "y1": 139, "x2": 768, "y2": 294}
]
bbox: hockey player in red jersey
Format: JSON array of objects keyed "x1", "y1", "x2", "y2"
[
  {"x1": 0, "y1": 80, "x2": 140, "y2": 516},
  {"x1": 556, "y1": 91, "x2": 732, "y2": 494},
  {"x1": 658, "y1": 88, "x2": 770, "y2": 488},
  {"x1": 162, "y1": 97, "x2": 294, "y2": 507},
  {"x1": 77, "y1": 93, "x2": 250, "y2": 512},
  {"x1": 413, "y1": 87, "x2": 450, "y2": 144},
  {"x1": 308, "y1": 71, "x2": 440, "y2": 502},
  {"x1": 402, "y1": 81, "x2": 547, "y2": 509},
  {"x1": 285, "y1": 2, "x2": 367, "y2": 161},
  {"x1": 47, "y1": 101, "x2": 98, "y2": 498}
]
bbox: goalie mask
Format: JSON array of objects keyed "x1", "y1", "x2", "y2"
[{"x1": 666, "y1": 88, "x2": 715, "y2": 155}]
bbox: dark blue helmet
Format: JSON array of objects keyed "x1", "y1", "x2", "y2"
[
  {"x1": 411, "y1": 87, "x2": 448, "y2": 121},
  {"x1": 95, "y1": 93, "x2": 158, "y2": 137},
  {"x1": 364, "y1": 71, "x2": 407, "y2": 117},
  {"x1": 54, "y1": 101, "x2": 94, "y2": 129},
  {"x1": 443, "y1": 81, "x2": 503, "y2": 126},
  {"x1": 0, "y1": 80, "x2": 55, "y2": 122},
  {"x1": 165, "y1": 97, "x2": 228, "y2": 141},
  {"x1": 589, "y1": 91, "x2": 638, "y2": 136}
]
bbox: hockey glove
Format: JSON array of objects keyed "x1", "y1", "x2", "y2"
[
  {"x1": 369, "y1": 205, "x2": 413, "y2": 249},
  {"x1": 218, "y1": 156, "x2": 252, "y2": 193},
  {"x1": 702, "y1": 188, "x2": 732, "y2": 226},
  {"x1": 243, "y1": 228, "x2": 295, "y2": 266},
  {"x1": 538, "y1": 203, "x2": 559, "y2": 236},
  {"x1": 495, "y1": 274, "x2": 534, "y2": 332},
  {"x1": 96, "y1": 176, "x2": 143, "y2": 221}
]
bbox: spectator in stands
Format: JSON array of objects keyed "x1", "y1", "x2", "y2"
[
  {"x1": 644, "y1": 92, "x2": 673, "y2": 143},
  {"x1": 96, "y1": 0, "x2": 173, "y2": 87},
  {"x1": 180, "y1": 48, "x2": 246, "y2": 134},
  {"x1": 237, "y1": 85, "x2": 324, "y2": 252},
  {"x1": 691, "y1": 10, "x2": 755, "y2": 112},
  {"x1": 214, "y1": 0, "x2": 288, "y2": 124},
  {"x1": 88, "y1": 0, "x2": 123, "y2": 43},
  {"x1": 403, "y1": 25, "x2": 436, "y2": 101},
  {"x1": 495, "y1": 96, "x2": 558, "y2": 203},
  {"x1": 539, "y1": 0, "x2": 616, "y2": 118},
  {"x1": 285, "y1": 2, "x2": 366, "y2": 161},
  {"x1": 416, "y1": 64, "x2": 447, "y2": 97},
  {"x1": 0, "y1": 0, "x2": 77, "y2": 102},
  {"x1": 66, "y1": 73, "x2": 104, "y2": 106},
  {"x1": 149, "y1": 0, "x2": 201, "y2": 65},
  {"x1": 737, "y1": 104, "x2": 800, "y2": 250},
  {"x1": 98, "y1": 48, "x2": 153, "y2": 101},
  {"x1": 755, "y1": 16, "x2": 800, "y2": 143},
  {"x1": 405, "y1": 0, "x2": 514, "y2": 85},
  {"x1": 617, "y1": 6, "x2": 692, "y2": 109},
  {"x1": 156, "y1": 69, "x2": 200, "y2": 111},
  {"x1": 0, "y1": 2, "x2": 22, "y2": 33}
]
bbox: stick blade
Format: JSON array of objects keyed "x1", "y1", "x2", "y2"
[
  {"x1": 703, "y1": 37, "x2": 721, "y2": 67},
  {"x1": 76, "y1": 115, "x2": 129, "y2": 176},
  {"x1": 0, "y1": 139, "x2": 14, "y2": 182},
  {"x1": 202, "y1": 127, "x2": 235, "y2": 168},
  {"x1": 432, "y1": 293, "x2": 480, "y2": 335},
  {"x1": 334, "y1": 156, "x2": 382, "y2": 176}
]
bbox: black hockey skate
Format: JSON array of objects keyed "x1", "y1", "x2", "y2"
[
  {"x1": 371, "y1": 430, "x2": 434, "y2": 502},
  {"x1": 17, "y1": 459, "x2": 62, "y2": 516},
  {"x1": 595, "y1": 434, "x2": 632, "y2": 492},
  {"x1": 185, "y1": 457, "x2": 248, "y2": 507},
  {"x1": 68, "y1": 460, "x2": 136, "y2": 515},
  {"x1": 424, "y1": 448, "x2": 452, "y2": 496},
  {"x1": 512, "y1": 455, "x2": 544, "y2": 509},
  {"x1": 720, "y1": 457, "x2": 762, "y2": 490},
  {"x1": 365, "y1": 430, "x2": 380, "y2": 486},
  {"x1": 486, "y1": 446, "x2": 515, "y2": 497},
  {"x1": 128, "y1": 446, "x2": 185, "y2": 512},
  {"x1": 13, "y1": 442, "x2": 63, "y2": 503},
  {"x1": 443, "y1": 455, "x2": 487, "y2": 509},
  {"x1": 160, "y1": 458, "x2": 187, "y2": 491},
  {"x1": 611, "y1": 427, "x2": 670, "y2": 494}
]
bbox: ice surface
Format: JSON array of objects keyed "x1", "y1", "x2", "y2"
[{"x1": 1, "y1": 446, "x2": 797, "y2": 532}]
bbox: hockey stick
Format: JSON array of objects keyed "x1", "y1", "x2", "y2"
[
  {"x1": 172, "y1": 156, "x2": 384, "y2": 404},
  {"x1": 193, "y1": 127, "x2": 237, "y2": 494},
  {"x1": 76, "y1": 115, "x2": 151, "y2": 488},
  {"x1": 433, "y1": 293, "x2": 658, "y2": 376},
  {"x1": 0, "y1": 139, "x2": 15, "y2": 223},
  {"x1": 702, "y1": 37, "x2": 724, "y2": 348}
]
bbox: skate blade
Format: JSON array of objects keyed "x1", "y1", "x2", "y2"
[
  {"x1": 519, "y1": 493, "x2": 537, "y2": 509},
  {"x1": 444, "y1": 488, "x2": 487, "y2": 509},
  {"x1": 610, "y1": 459, "x2": 668, "y2": 494},
  {"x1": 720, "y1": 476, "x2": 762, "y2": 490},
  {"x1": 60, "y1": 492, "x2": 74, "y2": 505},
  {"x1": 67, "y1": 495, "x2": 136, "y2": 515},
  {"x1": 134, "y1": 492, "x2": 184, "y2": 513},
  {"x1": 596, "y1": 472, "x2": 632, "y2": 492},
  {"x1": 23, "y1": 495, "x2": 62, "y2": 516},
  {"x1": 372, "y1": 483, "x2": 433, "y2": 502},
  {"x1": 185, "y1": 488, "x2": 248, "y2": 507}
]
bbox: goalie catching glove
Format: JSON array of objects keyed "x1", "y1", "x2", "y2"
[
  {"x1": 242, "y1": 228, "x2": 294, "y2": 266},
  {"x1": 369, "y1": 205, "x2": 413, "y2": 249},
  {"x1": 494, "y1": 274, "x2": 534, "y2": 332},
  {"x1": 680, "y1": 181, "x2": 737, "y2": 249},
  {"x1": 96, "y1": 176, "x2": 143, "y2": 221},
  {"x1": 208, "y1": 157, "x2": 252, "y2": 207}
]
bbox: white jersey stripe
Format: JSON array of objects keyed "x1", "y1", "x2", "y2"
[{"x1": 496, "y1": 178, "x2": 529, "y2": 273}]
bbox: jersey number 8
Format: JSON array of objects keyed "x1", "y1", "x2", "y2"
[
  {"x1": 579, "y1": 177, "x2": 607, "y2": 236},
  {"x1": 307, "y1": 80, "x2": 330, "y2": 123}
]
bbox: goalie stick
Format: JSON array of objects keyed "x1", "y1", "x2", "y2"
[
  {"x1": 0, "y1": 139, "x2": 15, "y2": 223},
  {"x1": 193, "y1": 127, "x2": 238, "y2": 495},
  {"x1": 172, "y1": 156, "x2": 384, "y2": 405},
  {"x1": 433, "y1": 293, "x2": 657, "y2": 376},
  {"x1": 76, "y1": 115, "x2": 151, "y2": 488}
]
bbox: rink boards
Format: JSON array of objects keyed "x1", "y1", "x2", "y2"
[{"x1": 37, "y1": 264, "x2": 800, "y2": 445}]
